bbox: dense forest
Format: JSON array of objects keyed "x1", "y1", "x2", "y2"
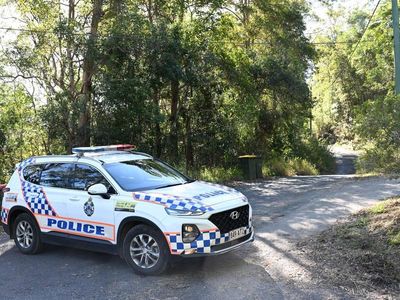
[
  {"x1": 312, "y1": 0, "x2": 400, "y2": 174},
  {"x1": 1, "y1": 0, "x2": 337, "y2": 182}
]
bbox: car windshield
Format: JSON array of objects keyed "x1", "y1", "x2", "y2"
[{"x1": 103, "y1": 159, "x2": 190, "y2": 191}]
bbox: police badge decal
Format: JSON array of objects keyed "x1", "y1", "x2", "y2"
[{"x1": 84, "y1": 197, "x2": 95, "y2": 216}]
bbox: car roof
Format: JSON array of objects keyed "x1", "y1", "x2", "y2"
[{"x1": 21, "y1": 151, "x2": 152, "y2": 166}]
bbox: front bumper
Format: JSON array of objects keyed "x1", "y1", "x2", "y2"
[
  {"x1": 165, "y1": 225, "x2": 254, "y2": 256},
  {"x1": 181, "y1": 229, "x2": 254, "y2": 257}
]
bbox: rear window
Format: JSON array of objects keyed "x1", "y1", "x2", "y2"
[
  {"x1": 103, "y1": 159, "x2": 190, "y2": 191},
  {"x1": 23, "y1": 164, "x2": 43, "y2": 185},
  {"x1": 40, "y1": 163, "x2": 75, "y2": 189}
]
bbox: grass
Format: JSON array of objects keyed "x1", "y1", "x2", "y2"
[
  {"x1": 185, "y1": 157, "x2": 320, "y2": 183},
  {"x1": 263, "y1": 157, "x2": 319, "y2": 177},
  {"x1": 369, "y1": 201, "x2": 387, "y2": 214},
  {"x1": 299, "y1": 198, "x2": 400, "y2": 297},
  {"x1": 390, "y1": 231, "x2": 400, "y2": 245},
  {"x1": 195, "y1": 167, "x2": 244, "y2": 183}
]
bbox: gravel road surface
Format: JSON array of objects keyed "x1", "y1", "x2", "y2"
[{"x1": 1, "y1": 175, "x2": 400, "y2": 299}]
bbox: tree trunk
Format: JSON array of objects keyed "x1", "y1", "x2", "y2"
[
  {"x1": 169, "y1": 80, "x2": 179, "y2": 162},
  {"x1": 185, "y1": 107, "x2": 194, "y2": 173},
  {"x1": 77, "y1": 0, "x2": 103, "y2": 146},
  {"x1": 153, "y1": 89, "x2": 162, "y2": 157}
]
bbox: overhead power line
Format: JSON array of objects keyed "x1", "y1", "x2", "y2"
[{"x1": 349, "y1": 0, "x2": 382, "y2": 59}]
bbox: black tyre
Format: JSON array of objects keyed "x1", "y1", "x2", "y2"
[
  {"x1": 13, "y1": 213, "x2": 43, "y2": 254},
  {"x1": 123, "y1": 224, "x2": 170, "y2": 275}
]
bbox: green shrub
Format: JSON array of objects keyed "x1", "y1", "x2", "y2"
[
  {"x1": 389, "y1": 231, "x2": 400, "y2": 245},
  {"x1": 296, "y1": 138, "x2": 336, "y2": 174},
  {"x1": 263, "y1": 157, "x2": 295, "y2": 176},
  {"x1": 356, "y1": 147, "x2": 400, "y2": 174},
  {"x1": 263, "y1": 157, "x2": 318, "y2": 176},
  {"x1": 197, "y1": 167, "x2": 244, "y2": 183},
  {"x1": 369, "y1": 201, "x2": 387, "y2": 214},
  {"x1": 290, "y1": 157, "x2": 319, "y2": 175}
]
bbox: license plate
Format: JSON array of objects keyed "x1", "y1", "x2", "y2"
[{"x1": 229, "y1": 227, "x2": 246, "y2": 240}]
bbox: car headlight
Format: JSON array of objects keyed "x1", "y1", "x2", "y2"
[
  {"x1": 165, "y1": 208, "x2": 205, "y2": 216},
  {"x1": 241, "y1": 196, "x2": 249, "y2": 203}
]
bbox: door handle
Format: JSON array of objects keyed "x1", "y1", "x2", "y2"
[{"x1": 69, "y1": 197, "x2": 80, "y2": 201}]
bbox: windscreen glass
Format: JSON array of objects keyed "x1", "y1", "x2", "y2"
[{"x1": 103, "y1": 159, "x2": 189, "y2": 191}]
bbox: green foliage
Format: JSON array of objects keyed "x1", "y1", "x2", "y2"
[
  {"x1": 0, "y1": 0, "x2": 333, "y2": 181},
  {"x1": 0, "y1": 86, "x2": 46, "y2": 182},
  {"x1": 356, "y1": 147, "x2": 400, "y2": 174},
  {"x1": 263, "y1": 157, "x2": 319, "y2": 177},
  {"x1": 355, "y1": 95, "x2": 400, "y2": 174},
  {"x1": 290, "y1": 158, "x2": 319, "y2": 175},
  {"x1": 311, "y1": 1, "x2": 400, "y2": 174},
  {"x1": 263, "y1": 158, "x2": 296, "y2": 177},
  {"x1": 389, "y1": 231, "x2": 400, "y2": 245},
  {"x1": 369, "y1": 202, "x2": 387, "y2": 214},
  {"x1": 196, "y1": 167, "x2": 244, "y2": 183}
]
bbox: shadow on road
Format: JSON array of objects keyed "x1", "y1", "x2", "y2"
[{"x1": 0, "y1": 238, "x2": 283, "y2": 300}]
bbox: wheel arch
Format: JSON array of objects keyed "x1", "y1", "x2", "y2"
[
  {"x1": 8, "y1": 206, "x2": 38, "y2": 238},
  {"x1": 117, "y1": 216, "x2": 164, "y2": 256}
]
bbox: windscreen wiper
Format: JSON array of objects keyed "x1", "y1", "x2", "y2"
[{"x1": 154, "y1": 182, "x2": 185, "y2": 189}]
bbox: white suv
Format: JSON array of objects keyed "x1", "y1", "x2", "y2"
[{"x1": 1, "y1": 145, "x2": 254, "y2": 275}]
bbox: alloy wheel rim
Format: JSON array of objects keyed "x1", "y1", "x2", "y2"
[
  {"x1": 130, "y1": 234, "x2": 160, "y2": 269},
  {"x1": 16, "y1": 220, "x2": 33, "y2": 249}
]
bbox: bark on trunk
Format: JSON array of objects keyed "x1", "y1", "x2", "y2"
[
  {"x1": 153, "y1": 89, "x2": 162, "y2": 157},
  {"x1": 185, "y1": 108, "x2": 194, "y2": 172},
  {"x1": 169, "y1": 80, "x2": 179, "y2": 162},
  {"x1": 77, "y1": 0, "x2": 103, "y2": 146}
]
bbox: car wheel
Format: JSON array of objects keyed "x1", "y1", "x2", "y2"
[
  {"x1": 123, "y1": 224, "x2": 170, "y2": 275},
  {"x1": 13, "y1": 213, "x2": 43, "y2": 254}
]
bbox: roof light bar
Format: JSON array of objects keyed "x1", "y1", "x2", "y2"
[{"x1": 72, "y1": 144, "x2": 136, "y2": 154}]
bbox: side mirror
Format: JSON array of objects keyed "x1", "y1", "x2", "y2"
[{"x1": 87, "y1": 183, "x2": 110, "y2": 199}]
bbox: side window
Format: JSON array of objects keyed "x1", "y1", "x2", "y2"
[
  {"x1": 40, "y1": 163, "x2": 74, "y2": 189},
  {"x1": 74, "y1": 164, "x2": 115, "y2": 193},
  {"x1": 23, "y1": 164, "x2": 43, "y2": 184}
]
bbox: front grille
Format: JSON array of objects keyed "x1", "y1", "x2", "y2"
[{"x1": 209, "y1": 204, "x2": 249, "y2": 234}]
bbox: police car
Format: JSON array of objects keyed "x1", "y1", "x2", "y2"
[{"x1": 1, "y1": 145, "x2": 254, "y2": 275}]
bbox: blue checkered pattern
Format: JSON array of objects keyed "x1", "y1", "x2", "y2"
[
  {"x1": 20, "y1": 181, "x2": 57, "y2": 216},
  {"x1": 17, "y1": 157, "x2": 57, "y2": 216},
  {"x1": 133, "y1": 192, "x2": 214, "y2": 212},
  {"x1": 166, "y1": 225, "x2": 253, "y2": 254},
  {"x1": 18, "y1": 157, "x2": 36, "y2": 171},
  {"x1": 1, "y1": 208, "x2": 8, "y2": 224}
]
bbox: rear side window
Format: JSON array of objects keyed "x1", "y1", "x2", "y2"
[
  {"x1": 23, "y1": 164, "x2": 43, "y2": 184},
  {"x1": 40, "y1": 163, "x2": 75, "y2": 189},
  {"x1": 74, "y1": 164, "x2": 114, "y2": 193}
]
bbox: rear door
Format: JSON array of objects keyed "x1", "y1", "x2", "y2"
[
  {"x1": 29, "y1": 163, "x2": 74, "y2": 231},
  {"x1": 64, "y1": 163, "x2": 116, "y2": 242}
]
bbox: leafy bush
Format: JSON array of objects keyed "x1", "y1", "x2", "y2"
[
  {"x1": 263, "y1": 138, "x2": 335, "y2": 176},
  {"x1": 263, "y1": 157, "x2": 318, "y2": 176},
  {"x1": 295, "y1": 138, "x2": 336, "y2": 174},
  {"x1": 355, "y1": 96, "x2": 400, "y2": 174},
  {"x1": 196, "y1": 167, "x2": 244, "y2": 183},
  {"x1": 356, "y1": 147, "x2": 400, "y2": 174},
  {"x1": 263, "y1": 158, "x2": 295, "y2": 177},
  {"x1": 290, "y1": 157, "x2": 319, "y2": 175}
]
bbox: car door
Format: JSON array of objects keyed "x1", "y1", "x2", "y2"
[
  {"x1": 66, "y1": 163, "x2": 116, "y2": 243},
  {"x1": 33, "y1": 162, "x2": 74, "y2": 232}
]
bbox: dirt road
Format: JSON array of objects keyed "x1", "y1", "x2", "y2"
[{"x1": 1, "y1": 175, "x2": 400, "y2": 299}]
